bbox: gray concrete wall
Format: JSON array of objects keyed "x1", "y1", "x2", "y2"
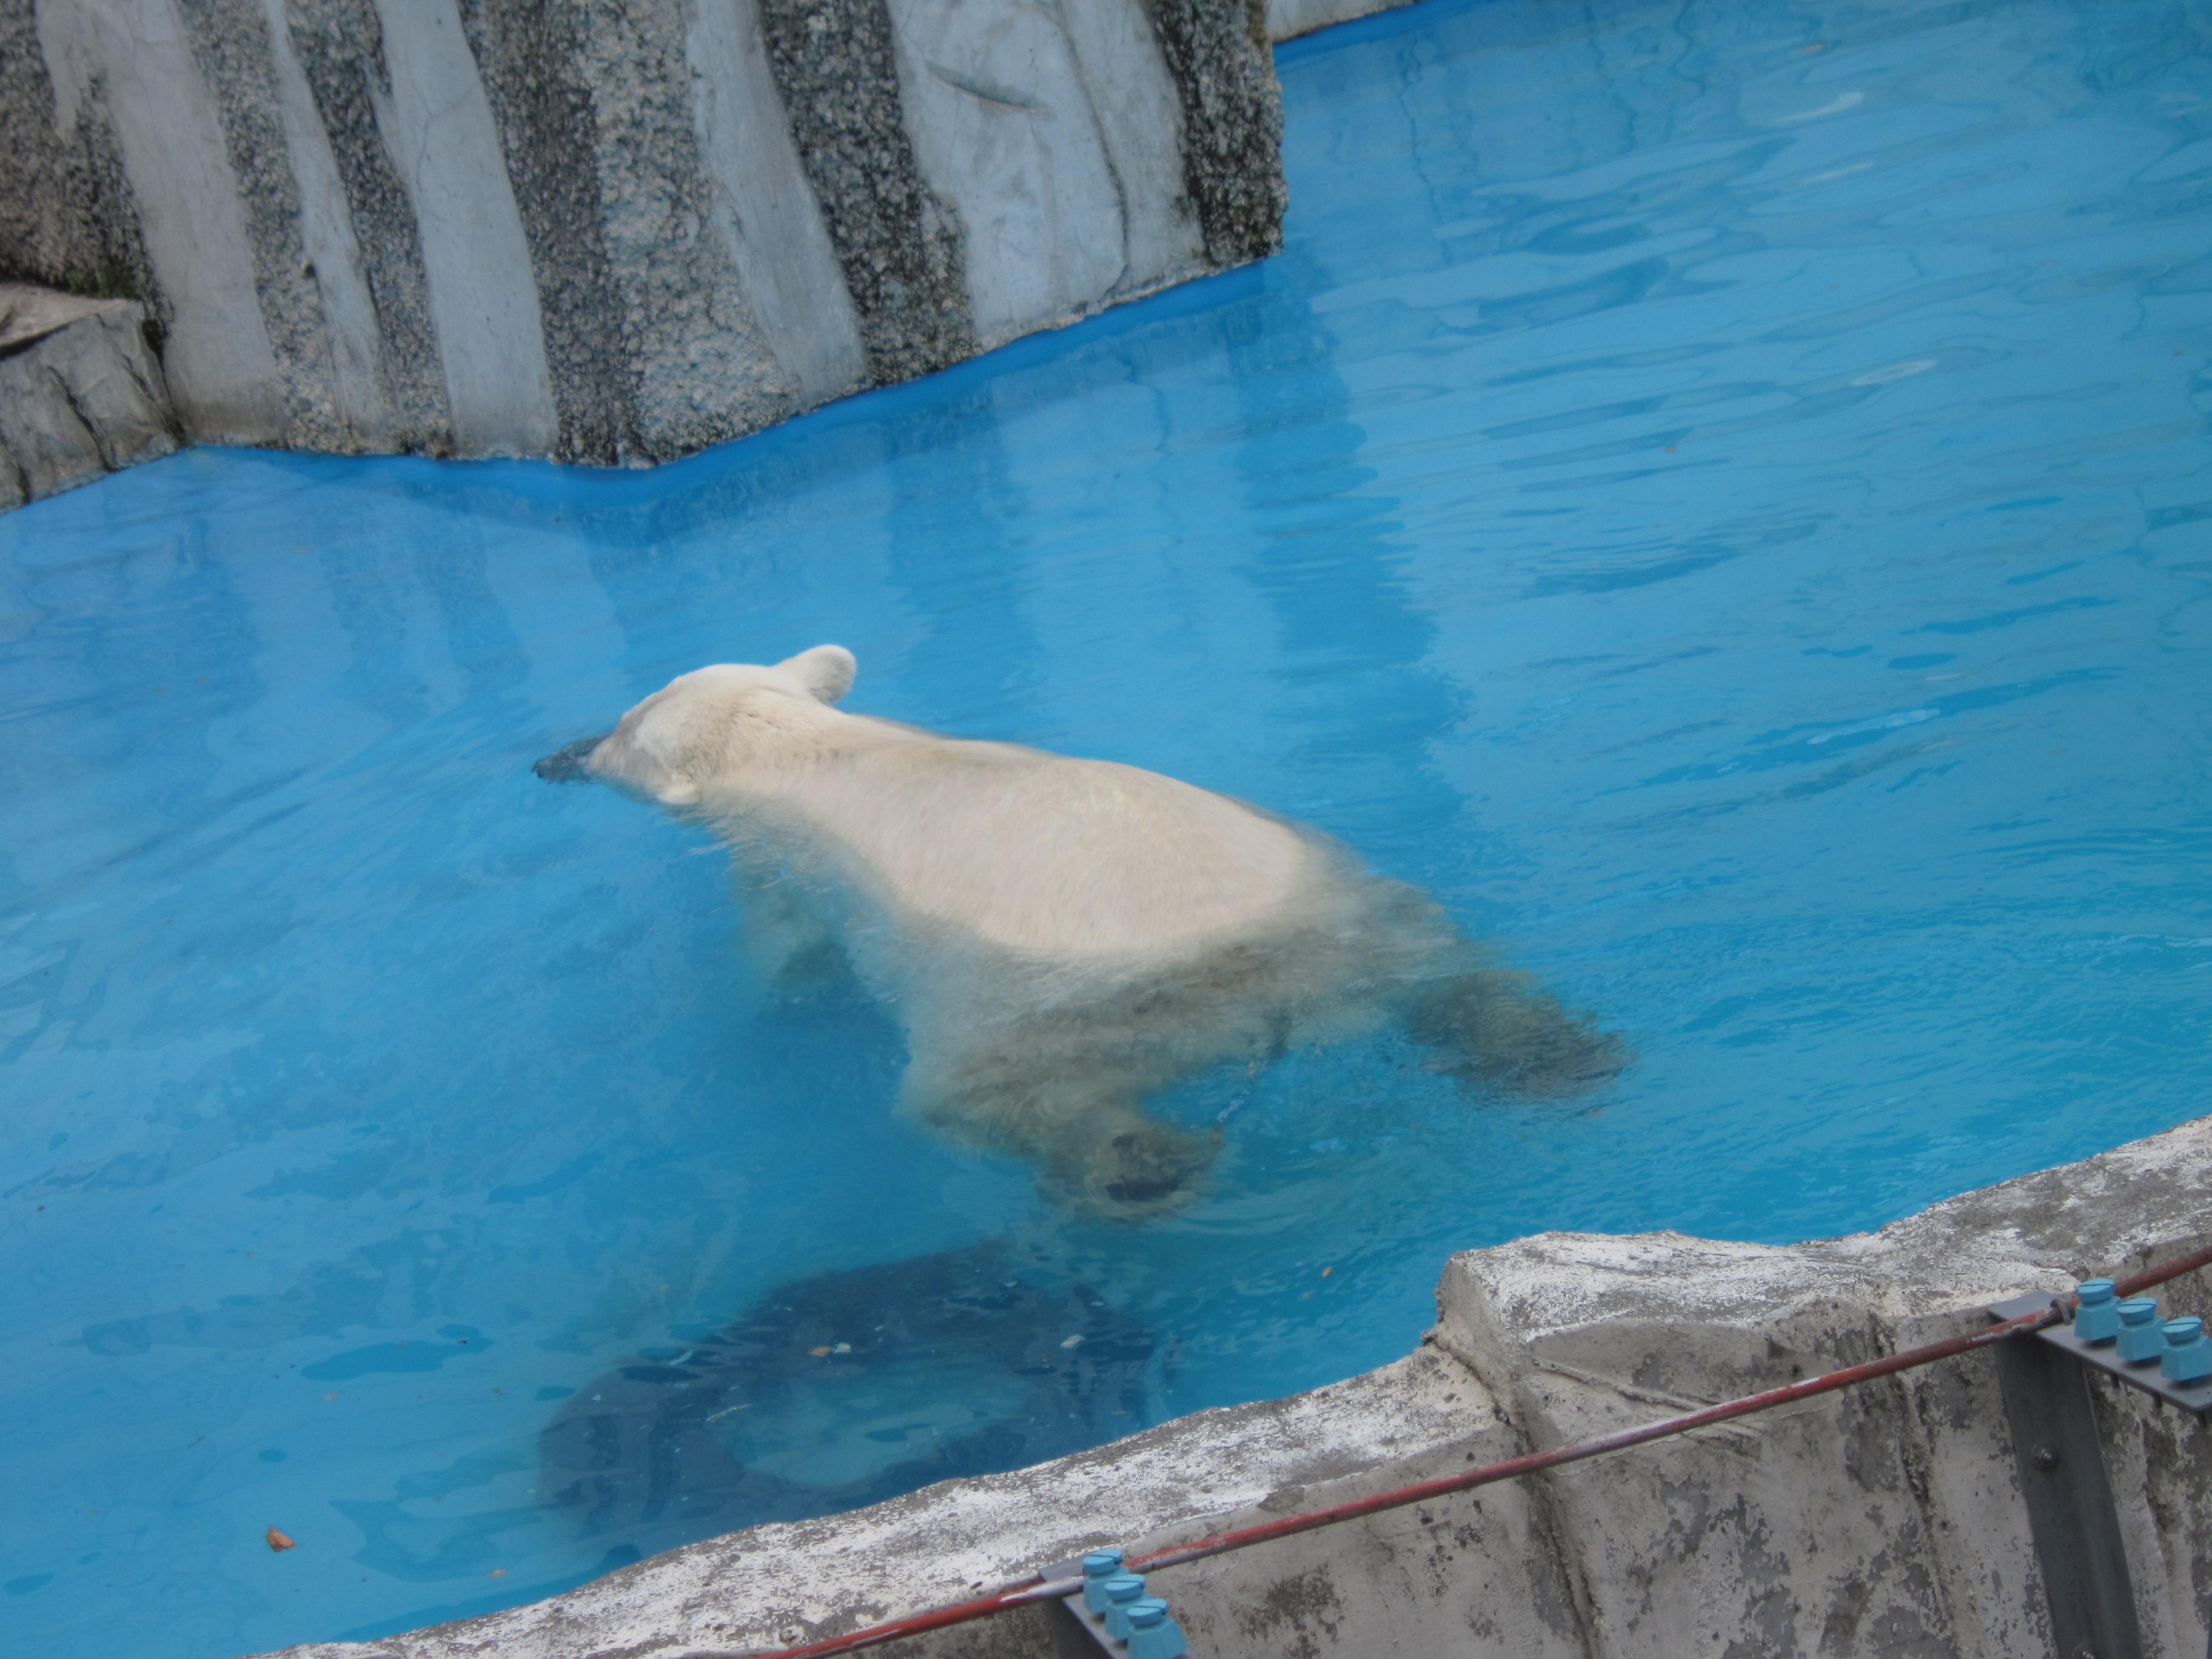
[
  {"x1": 1, "y1": 0, "x2": 1284, "y2": 466},
  {"x1": 258, "y1": 1113, "x2": 2212, "y2": 1659}
]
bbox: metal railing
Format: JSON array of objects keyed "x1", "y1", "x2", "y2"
[{"x1": 715, "y1": 1241, "x2": 2212, "y2": 1659}]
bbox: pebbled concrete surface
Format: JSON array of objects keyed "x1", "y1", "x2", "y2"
[
  {"x1": 685, "y1": 0, "x2": 868, "y2": 411},
  {"x1": 0, "y1": 0, "x2": 1429, "y2": 489},
  {"x1": 35, "y1": 0, "x2": 287, "y2": 443},
  {"x1": 1146, "y1": 0, "x2": 1287, "y2": 268},
  {"x1": 455, "y1": 0, "x2": 645, "y2": 462},
  {"x1": 5, "y1": 0, "x2": 1295, "y2": 478},
  {"x1": 754, "y1": 0, "x2": 976, "y2": 386},
  {"x1": 0, "y1": 0, "x2": 158, "y2": 330},
  {"x1": 250, "y1": 1112, "x2": 2212, "y2": 1659},
  {"x1": 278, "y1": 0, "x2": 455, "y2": 449}
]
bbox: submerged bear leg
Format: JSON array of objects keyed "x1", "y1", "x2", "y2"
[
  {"x1": 895, "y1": 1045, "x2": 1217, "y2": 1218},
  {"x1": 734, "y1": 880, "x2": 848, "y2": 993},
  {"x1": 1036, "y1": 1106, "x2": 1218, "y2": 1216},
  {"x1": 1399, "y1": 968, "x2": 1631, "y2": 1096}
]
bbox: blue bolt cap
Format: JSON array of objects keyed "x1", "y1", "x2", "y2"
[
  {"x1": 2161, "y1": 1316, "x2": 2212, "y2": 1385},
  {"x1": 2115, "y1": 1298, "x2": 2164, "y2": 1362},
  {"x1": 2073, "y1": 1279, "x2": 2120, "y2": 1344},
  {"x1": 1128, "y1": 1601, "x2": 1188, "y2": 1659},
  {"x1": 1102, "y1": 1577, "x2": 1148, "y2": 1638},
  {"x1": 1080, "y1": 1552, "x2": 1124, "y2": 1612}
]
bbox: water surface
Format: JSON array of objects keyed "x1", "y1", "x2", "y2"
[{"x1": 3, "y1": 0, "x2": 2209, "y2": 1652}]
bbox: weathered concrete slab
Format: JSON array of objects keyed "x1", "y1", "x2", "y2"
[
  {"x1": 1434, "y1": 1119, "x2": 2212, "y2": 1659},
  {"x1": 2, "y1": 0, "x2": 1285, "y2": 472},
  {"x1": 0, "y1": 282, "x2": 178, "y2": 507},
  {"x1": 253, "y1": 1113, "x2": 2212, "y2": 1659},
  {"x1": 262, "y1": 1345, "x2": 1578, "y2": 1659}
]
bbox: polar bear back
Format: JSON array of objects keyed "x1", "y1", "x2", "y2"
[{"x1": 757, "y1": 734, "x2": 1321, "y2": 959}]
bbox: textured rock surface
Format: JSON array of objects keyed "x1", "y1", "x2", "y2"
[
  {"x1": 1, "y1": 0, "x2": 1287, "y2": 473},
  {"x1": 1149, "y1": 0, "x2": 1285, "y2": 267},
  {"x1": 0, "y1": 282, "x2": 178, "y2": 506},
  {"x1": 754, "y1": 0, "x2": 974, "y2": 384},
  {"x1": 253, "y1": 1113, "x2": 2212, "y2": 1659},
  {"x1": 1433, "y1": 1123, "x2": 2212, "y2": 1659}
]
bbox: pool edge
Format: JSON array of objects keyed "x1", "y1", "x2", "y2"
[{"x1": 252, "y1": 1109, "x2": 2212, "y2": 1659}]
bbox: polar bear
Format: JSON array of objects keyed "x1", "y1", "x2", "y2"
[{"x1": 536, "y1": 646, "x2": 1624, "y2": 1213}]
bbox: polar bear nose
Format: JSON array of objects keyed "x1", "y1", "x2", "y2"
[{"x1": 532, "y1": 732, "x2": 610, "y2": 783}]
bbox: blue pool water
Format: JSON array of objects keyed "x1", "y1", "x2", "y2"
[{"x1": 5, "y1": 0, "x2": 2210, "y2": 1651}]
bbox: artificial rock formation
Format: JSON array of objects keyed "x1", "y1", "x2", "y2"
[
  {"x1": 1, "y1": 0, "x2": 1286, "y2": 468},
  {"x1": 0, "y1": 282, "x2": 178, "y2": 506}
]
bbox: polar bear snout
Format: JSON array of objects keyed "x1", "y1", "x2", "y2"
[{"x1": 532, "y1": 732, "x2": 610, "y2": 783}]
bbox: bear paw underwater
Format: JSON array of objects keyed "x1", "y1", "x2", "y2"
[{"x1": 535, "y1": 646, "x2": 1627, "y2": 1215}]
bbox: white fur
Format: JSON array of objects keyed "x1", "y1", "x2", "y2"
[{"x1": 578, "y1": 647, "x2": 1621, "y2": 1212}]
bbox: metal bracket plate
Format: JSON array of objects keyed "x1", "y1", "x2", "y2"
[
  {"x1": 1987, "y1": 1295, "x2": 2147, "y2": 1659},
  {"x1": 1040, "y1": 1559, "x2": 1121, "y2": 1657},
  {"x1": 1990, "y1": 1292, "x2": 2212, "y2": 1416}
]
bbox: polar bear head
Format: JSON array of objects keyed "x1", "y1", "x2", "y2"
[{"x1": 535, "y1": 645, "x2": 856, "y2": 805}]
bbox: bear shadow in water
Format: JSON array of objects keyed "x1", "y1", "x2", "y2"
[{"x1": 538, "y1": 1244, "x2": 1155, "y2": 1549}]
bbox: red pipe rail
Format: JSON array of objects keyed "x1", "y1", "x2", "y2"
[{"x1": 725, "y1": 1243, "x2": 2212, "y2": 1659}]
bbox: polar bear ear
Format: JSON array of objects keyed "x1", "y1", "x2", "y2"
[{"x1": 777, "y1": 643, "x2": 856, "y2": 705}]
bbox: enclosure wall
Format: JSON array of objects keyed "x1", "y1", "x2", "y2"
[
  {"x1": 1, "y1": 0, "x2": 1298, "y2": 465},
  {"x1": 258, "y1": 1113, "x2": 2212, "y2": 1659}
]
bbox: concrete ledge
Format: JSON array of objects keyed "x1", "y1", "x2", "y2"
[
  {"x1": 264, "y1": 1343, "x2": 1570, "y2": 1658},
  {"x1": 0, "y1": 282, "x2": 178, "y2": 508},
  {"x1": 259, "y1": 1113, "x2": 2212, "y2": 1659},
  {"x1": 1265, "y1": 0, "x2": 1421, "y2": 43},
  {"x1": 1435, "y1": 1120, "x2": 2212, "y2": 1658}
]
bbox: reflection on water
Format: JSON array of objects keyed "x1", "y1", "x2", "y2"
[
  {"x1": 538, "y1": 1244, "x2": 1153, "y2": 1552},
  {"x1": 3, "y1": 0, "x2": 2210, "y2": 1652}
]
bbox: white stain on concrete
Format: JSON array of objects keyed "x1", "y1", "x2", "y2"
[
  {"x1": 686, "y1": 0, "x2": 868, "y2": 406},
  {"x1": 1056, "y1": 0, "x2": 1203, "y2": 295},
  {"x1": 34, "y1": 0, "x2": 283, "y2": 443},
  {"x1": 886, "y1": 0, "x2": 1127, "y2": 349},
  {"x1": 370, "y1": 0, "x2": 557, "y2": 455}
]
